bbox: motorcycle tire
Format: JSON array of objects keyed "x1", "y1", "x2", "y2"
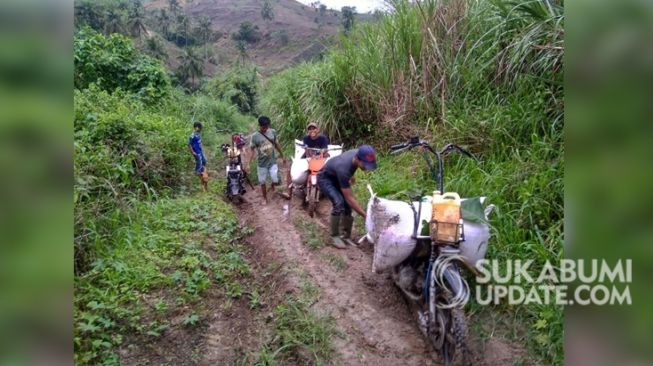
[
  {"x1": 308, "y1": 201, "x2": 316, "y2": 217},
  {"x1": 442, "y1": 307, "x2": 470, "y2": 366}
]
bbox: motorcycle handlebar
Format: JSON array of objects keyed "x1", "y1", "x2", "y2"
[{"x1": 295, "y1": 143, "x2": 341, "y2": 151}]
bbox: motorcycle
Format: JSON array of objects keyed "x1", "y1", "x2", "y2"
[
  {"x1": 220, "y1": 134, "x2": 253, "y2": 204},
  {"x1": 365, "y1": 137, "x2": 494, "y2": 366},
  {"x1": 290, "y1": 141, "x2": 343, "y2": 216},
  {"x1": 303, "y1": 146, "x2": 328, "y2": 217}
]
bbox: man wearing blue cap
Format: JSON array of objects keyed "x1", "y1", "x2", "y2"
[{"x1": 318, "y1": 145, "x2": 377, "y2": 248}]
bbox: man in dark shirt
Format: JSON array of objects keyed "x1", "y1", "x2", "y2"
[
  {"x1": 286, "y1": 122, "x2": 331, "y2": 198},
  {"x1": 302, "y1": 122, "x2": 329, "y2": 157},
  {"x1": 317, "y1": 145, "x2": 377, "y2": 248}
]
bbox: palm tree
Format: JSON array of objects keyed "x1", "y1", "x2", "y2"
[
  {"x1": 235, "y1": 40, "x2": 248, "y2": 64},
  {"x1": 177, "y1": 47, "x2": 204, "y2": 85},
  {"x1": 197, "y1": 16, "x2": 212, "y2": 59},
  {"x1": 261, "y1": 0, "x2": 274, "y2": 22},
  {"x1": 74, "y1": 1, "x2": 104, "y2": 30},
  {"x1": 176, "y1": 14, "x2": 191, "y2": 47},
  {"x1": 157, "y1": 9, "x2": 171, "y2": 38},
  {"x1": 128, "y1": 2, "x2": 147, "y2": 38},
  {"x1": 168, "y1": 0, "x2": 181, "y2": 15},
  {"x1": 104, "y1": 8, "x2": 125, "y2": 35},
  {"x1": 341, "y1": 6, "x2": 356, "y2": 34}
]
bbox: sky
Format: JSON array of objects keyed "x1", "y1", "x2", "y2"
[{"x1": 294, "y1": 0, "x2": 388, "y2": 13}]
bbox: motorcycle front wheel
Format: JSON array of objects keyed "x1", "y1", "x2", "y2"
[
  {"x1": 441, "y1": 306, "x2": 469, "y2": 366},
  {"x1": 429, "y1": 268, "x2": 470, "y2": 366}
]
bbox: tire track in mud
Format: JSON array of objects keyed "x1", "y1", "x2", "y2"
[{"x1": 235, "y1": 186, "x2": 439, "y2": 366}]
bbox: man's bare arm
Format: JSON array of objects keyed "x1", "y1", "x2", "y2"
[{"x1": 342, "y1": 188, "x2": 366, "y2": 218}]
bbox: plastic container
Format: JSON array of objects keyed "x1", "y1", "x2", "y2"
[{"x1": 431, "y1": 191, "x2": 462, "y2": 243}]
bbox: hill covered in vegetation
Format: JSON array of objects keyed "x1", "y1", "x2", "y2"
[{"x1": 75, "y1": 0, "x2": 368, "y2": 82}]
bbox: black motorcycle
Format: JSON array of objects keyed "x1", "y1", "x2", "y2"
[{"x1": 220, "y1": 134, "x2": 252, "y2": 203}]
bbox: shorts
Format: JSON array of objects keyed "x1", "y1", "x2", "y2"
[
  {"x1": 194, "y1": 153, "x2": 207, "y2": 174},
  {"x1": 257, "y1": 164, "x2": 279, "y2": 185}
]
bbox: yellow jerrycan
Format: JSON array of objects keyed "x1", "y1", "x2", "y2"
[{"x1": 431, "y1": 191, "x2": 462, "y2": 243}]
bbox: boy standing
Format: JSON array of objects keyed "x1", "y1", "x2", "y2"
[{"x1": 188, "y1": 121, "x2": 208, "y2": 192}]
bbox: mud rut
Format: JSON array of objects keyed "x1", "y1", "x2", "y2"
[{"x1": 222, "y1": 164, "x2": 526, "y2": 366}]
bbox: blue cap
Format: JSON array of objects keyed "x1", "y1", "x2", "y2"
[{"x1": 356, "y1": 145, "x2": 377, "y2": 170}]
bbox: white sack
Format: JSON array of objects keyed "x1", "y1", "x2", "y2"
[
  {"x1": 293, "y1": 139, "x2": 305, "y2": 160},
  {"x1": 290, "y1": 139, "x2": 343, "y2": 186},
  {"x1": 458, "y1": 203, "x2": 495, "y2": 267},
  {"x1": 290, "y1": 159, "x2": 309, "y2": 185},
  {"x1": 366, "y1": 185, "x2": 494, "y2": 273}
]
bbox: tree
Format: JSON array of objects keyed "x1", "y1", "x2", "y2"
[
  {"x1": 145, "y1": 36, "x2": 168, "y2": 60},
  {"x1": 168, "y1": 0, "x2": 181, "y2": 15},
  {"x1": 177, "y1": 47, "x2": 204, "y2": 85},
  {"x1": 235, "y1": 40, "x2": 248, "y2": 64},
  {"x1": 341, "y1": 6, "x2": 356, "y2": 34},
  {"x1": 196, "y1": 16, "x2": 213, "y2": 59},
  {"x1": 261, "y1": 0, "x2": 274, "y2": 22},
  {"x1": 232, "y1": 22, "x2": 259, "y2": 44},
  {"x1": 127, "y1": 1, "x2": 147, "y2": 38},
  {"x1": 104, "y1": 8, "x2": 125, "y2": 35},
  {"x1": 319, "y1": 4, "x2": 327, "y2": 17},
  {"x1": 74, "y1": 1, "x2": 104, "y2": 30},
  {"x1": 176, "y1": 14, "x2": 191, "y2": 46},
  {"x1": 74, "y1": 27, "x2": 171, "y2": 100},
  {"x1": 157, "y1": 9, "x2": 172, "y2": 37}
]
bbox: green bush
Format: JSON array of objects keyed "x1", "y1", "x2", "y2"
[
  {"x1": 231, "y1": 21, "x2": 261, "y2": 44},
  {"x1": 203, "y1": 66, "x2": 259, "y2": 114},
  {"x1": 74, "y1": 27, "x2": 171, "y2": 102},
  {"x1": 74, "y1": 86, "x2": 191, "y2": 273}
]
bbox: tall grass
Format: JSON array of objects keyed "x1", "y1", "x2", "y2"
[
  {"x1": 261, "y1": 0, "x2": 562, "y2": 146},
  {"x1": 261, "y1": 0, "x2": 563, "y2": 363}
]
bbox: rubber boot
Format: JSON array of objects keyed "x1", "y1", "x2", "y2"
[
  {"x1": 341, "y1": 215, "x2": 356, "y2": 246},
  {"x1": 329, "y1": 215, "x2": 346, "y2": 249}
]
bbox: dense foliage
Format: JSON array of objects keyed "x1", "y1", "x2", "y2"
[
  {"x1": 73, "y1": 28, "x2": 253, "y2": 274},
  {"x1": 74, "y1": 27, "x2": 171, "y2": 102},
  {"x1": 73, "y1": 20, "x2": 257, "y2": 364},
  {"x1": 203, "y1": 66, "x2": 259, "y2": 114},
  {"x1": 231, "y1": 22, "x2": 262, "y2": 44},
  {"x1": 261, "y1": 0, "x2": 564, "y2": 363}
]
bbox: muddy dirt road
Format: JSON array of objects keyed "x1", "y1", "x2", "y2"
[
  {"x1": 234, "y1": 170, "x2": 529, "y2": 365},
  {"x1": 237, "y1": 189, "x2": 438, "y2": 365}
]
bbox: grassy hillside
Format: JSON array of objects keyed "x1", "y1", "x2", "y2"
[
  {"x1": 260, "y1": 0, "x2": 564, "y2": 363},
  {"x1": 144, "y1": 0, "x2": 348, "y2": 75}
]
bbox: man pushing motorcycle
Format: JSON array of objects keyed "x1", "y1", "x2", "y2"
[{"x1": 318, "y1": 145, "x2": 377, "y2": 249}]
